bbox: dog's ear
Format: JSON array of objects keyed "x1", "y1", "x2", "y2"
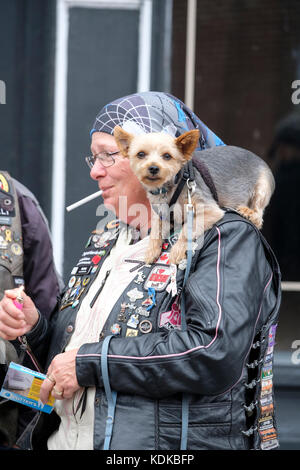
[
  {"x1": 175, "y1": 129, "x2": 200, "y2": 160},
  {"x1": 113, "y1": 126, "x2": 133, "y2": 158}
]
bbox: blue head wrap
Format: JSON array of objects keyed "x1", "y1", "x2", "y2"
[{"x1": 90, "y1": 91, "x2": 224, "y2": 150}]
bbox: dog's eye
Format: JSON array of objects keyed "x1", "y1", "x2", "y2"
[
  {"x1": 137, "y1": 151, "x2": 146, "y2": 159},
  {"x1": 162, "y1": 153, "x2": 172, "y2": 160}
]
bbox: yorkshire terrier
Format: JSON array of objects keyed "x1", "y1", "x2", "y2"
[{"x1": 114, "y1": 126, "x2": 275, "y2": 265}]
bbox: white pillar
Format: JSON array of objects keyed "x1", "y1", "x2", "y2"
[
  {"x1": 185, "y1": 0, "x2": 197, "y2": 109},
  {"x1": 51, "y1": 0, "x2": 69, "y2": 276},
  {"x1": 137, "y1": 0, "x2": 153, "y2": 92}
]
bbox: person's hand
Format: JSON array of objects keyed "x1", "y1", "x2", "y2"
[
  {"x1": 40, "y1": 349, "x2": 80, "y2": 403},
  {"x1": 0, "y1": 288, "x2": 39, "y2": 340}
]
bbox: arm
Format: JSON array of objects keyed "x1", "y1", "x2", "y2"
[
  {"x1": 76, "y1": 220, "x2": 276, "y2": 398},
  {"x1": 17, "y1": 192, "x2": 63, "y2": 319},
  {"x1": 0, "y1": 290, "x2": 79, "y2": 402}
]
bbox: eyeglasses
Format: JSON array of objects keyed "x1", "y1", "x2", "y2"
[{"x1": 85, "y1": 150, "x2": 120, "y2": 169}]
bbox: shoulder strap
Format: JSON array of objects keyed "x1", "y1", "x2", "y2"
[
  {"x1": 101, "y1": 335, "x2": 118, "y2": 450},
  {"x1": 192, "y1": 157, "x2": 219, "y2": 204}
]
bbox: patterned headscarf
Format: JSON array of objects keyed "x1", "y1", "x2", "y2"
[{"x1": 90, "y1": 91, "x2": 224, "y2": 151}]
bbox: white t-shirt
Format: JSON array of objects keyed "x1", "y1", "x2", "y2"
[{"x1": 47, "y1": 229, "x2": 149, "y2": 450}]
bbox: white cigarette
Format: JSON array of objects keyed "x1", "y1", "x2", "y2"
[{"x1": 66, "y1": 190, "x2": 103, "y2": 212}]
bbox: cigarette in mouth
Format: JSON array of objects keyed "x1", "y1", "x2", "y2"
[{"x1": 66, "y1": 190, "x2": 103, "y2": 212}]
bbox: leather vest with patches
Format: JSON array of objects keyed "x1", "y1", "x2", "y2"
[
  {"x1": 59, "y1": 219, "x2": 184, "y2": 341},
  {"x1": 57, "y1": 214, "x2": 281, "y2": 450}
]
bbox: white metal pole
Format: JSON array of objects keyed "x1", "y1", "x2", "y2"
[
  {"x1": 185, "y1": 0, "x2": 197, "y2": 109},
  {"x1": 51, "y1": 0, "x2": 69, "y2": 275},
  {"x1": 163, "y1": 0, "x2": 173, "y2": 92},
  {"x1": 137, "y1": 0, "x2": 153, "y2": 92}
]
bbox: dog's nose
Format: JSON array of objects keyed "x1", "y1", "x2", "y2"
[{"x1": 148, "y1": 165, "x2": 159, "y2": 175}]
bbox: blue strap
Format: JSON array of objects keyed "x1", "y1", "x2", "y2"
[
  {"x1": 101, "y1": 335, "x2": 117, "y2": 450},
  {"x1": 181, "y1": 393, "x2": 190, "y2": 449},
  {"x1": 180, "y1": 206, "x2": 194, "y2": 329},
  {"x1": 100, "y1": 202, "x2": 194, "y2": 450},
  {"x1": 179, "y1": 201, "x2": 194, "y2": 450}
]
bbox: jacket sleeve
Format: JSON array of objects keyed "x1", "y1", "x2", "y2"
[
  {"x1": 18, "y1": 192, "x2": 63, "y2": 319},
  {"x1": 10, "y1": 310, "x2": 51, "y2": 371},
  {"x1": 76, "y1": 220, "x2": 276, "y2": 398}
]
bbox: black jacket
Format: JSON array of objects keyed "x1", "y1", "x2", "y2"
[
  {"x1": 17, "y1": 211, "x2": 281, "y2": 450},
  {"x1": 0, "y1": 175, "x2": 62, "y2": 447}
]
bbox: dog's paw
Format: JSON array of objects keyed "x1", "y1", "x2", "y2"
[
  {"x1": 236, "y1": 205, "x2": 263, "y2": 229},
  {"x1": 144, "y1": 253, "x2": 157, "y2": 265},
  {"x1": 144, "y1": 242, "x2": 163, "y2": 265},
  {"x1": 169, "y1": 242, "x2": 187, "y2": 265}
]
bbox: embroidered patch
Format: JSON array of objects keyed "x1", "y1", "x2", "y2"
[
  {"x1": 159, "y1": 302, "x2": 181, "y2": 330},
  {"x1": 77, "y1": 265, "x2": 92, "y2": 275},
  {"x1": 144, "y1": 265, "x2": 173, "y2": 291},
  {"x1": 156, "y1": 252, "x2": 170, "y2": 265},
  {"x1": 92, "y1": 255, "x2": 102, "y2": 265}
]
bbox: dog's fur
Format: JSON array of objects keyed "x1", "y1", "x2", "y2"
[{"x1": 114, "y1": 126, "x2": 275, "y2": 265}]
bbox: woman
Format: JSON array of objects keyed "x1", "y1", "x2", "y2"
[{"x1": 0, "y1": 92, "x2": 281, "y2": 450}]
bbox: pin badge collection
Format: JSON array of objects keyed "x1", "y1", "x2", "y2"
[
  {"x1": 0, "y1": 173, "x2": 23, "y2": 268},
  {"x1": 61, "y1": 219, "x2": 183, "y2": 340},
  {"x1": 258, "y1": 324, "x2": 279, "y2": 450}
]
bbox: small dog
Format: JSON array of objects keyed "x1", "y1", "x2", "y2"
[{"x1": 114, "y1": 125, "x2": 275, "y2": 265}]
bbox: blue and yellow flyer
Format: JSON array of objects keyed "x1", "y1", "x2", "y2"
[{"x1": 0, "y1": 362, "x2": 55, "y2": 413}]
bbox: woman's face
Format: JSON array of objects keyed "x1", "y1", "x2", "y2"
[{"x1": 90, "y1": 132, "x2": 151, "y2": 225}]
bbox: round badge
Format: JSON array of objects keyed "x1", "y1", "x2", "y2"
[
  {"x1": 2, "y1": 198, "x2": 14, "y2": 211},
  {"x1": 68, "y1": 275, "x2": 77, "y2": 288},
  {"x1": 11, "y1": 243, "x2": 23, "y2": 256},
  {"x1": 139, "y1": 319, "x2": 153, "y2": 334},
  {"x1": 0, "y1": 198, "x2": 14, "y2": 211}
]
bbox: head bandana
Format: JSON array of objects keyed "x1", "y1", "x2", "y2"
[{"x1": 90, "y1": 91, "x2": 224, "y2": 150}]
